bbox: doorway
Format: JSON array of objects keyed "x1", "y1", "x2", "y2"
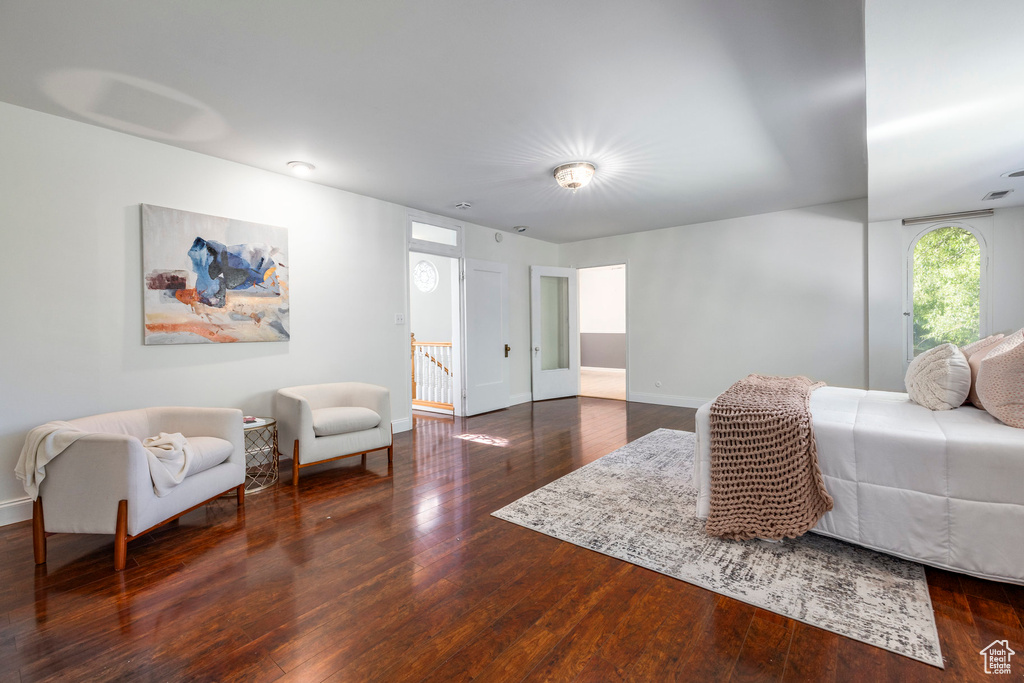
[
  {"x1": 405, "y1": 216, "x2": 511, "y2": 420},
  {"x1": 409, "y1": 251, "x2": 459, "y2": 415},
  {"x1": 578, "y1": 264, "x2": 627, "y2": 401}
]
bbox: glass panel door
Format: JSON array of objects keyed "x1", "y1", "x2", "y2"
[
  {"x1": 530, "y1": 266, "x2": 579, "y2": 400},
  {"x1": 540, "y1": 275, "x2": 570, "y2": 371}
]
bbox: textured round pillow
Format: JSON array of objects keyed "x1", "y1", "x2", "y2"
[
  {"x1": 976, "y1": 329, "x2": 1024, "y2": 428},
  {"x1": 904, "y1": 343, "x2": 971, "y2": 410}
]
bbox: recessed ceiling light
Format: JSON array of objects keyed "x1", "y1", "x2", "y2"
[
  {"x1": 455, "y1": 202, "x2": 472, "y2": 210},
  {"x1": 513, "y1": 226, "x2": 528, "y2": 233},
  {"x1": 286, "y1": 160, "x2": 315, "y2": 176},
  {"x1": 1002, "y1": 169, "x2": 1024, "y2": 178}
]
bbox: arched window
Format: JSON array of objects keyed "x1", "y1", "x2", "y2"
[{"x1": 907, "y1": 224, "x2": 985, "y2": 359}]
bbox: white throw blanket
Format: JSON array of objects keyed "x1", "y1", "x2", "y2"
[
  {"x1": 16, "y1": 425, "x2": 198, "y2": 500},
  {"x1": 142, "y1": 432, "x2": 197, "y2": 497},
  {"x1": 15, "y1": 421, "x2": 88, "y2": 500}
]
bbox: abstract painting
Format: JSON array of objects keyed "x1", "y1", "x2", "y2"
[{"x1": 142, "y1": 204, "x2": 289, "y2": 344}]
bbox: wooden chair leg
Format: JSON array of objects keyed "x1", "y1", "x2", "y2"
[
  {"x1": 114, "y1": 500, "x2": 128, "y2": 571},
  {"x1": 236, "y1": 483, "x2": 245, "y2": 508},
  {"x1": 291, "y1": 439, "x2": 300, "y2": 486},
  {"x1": 32, "y1": 498, "x2": 46, "y2": 565},
  {"x1": 387, "y1": 444, "x2": 393, "y2": 463}
]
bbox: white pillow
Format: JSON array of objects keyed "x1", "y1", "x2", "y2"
[
  {"x1": 905, "y1": 343, "x2": 971, "y2": 410},
  {"x1": 977, "y1": 329, "x2": 1024, "y2": 428},
  {"x1": 311, "y1": 407, "x2": 381, "y2": 437}
]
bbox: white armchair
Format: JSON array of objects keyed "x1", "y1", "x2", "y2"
[
  {"x1": 274, "y1": 382, "x2": 393, "y2": 485},
  {"x1": 31, "y1": 406, "x2": 245, "y2": 571}
]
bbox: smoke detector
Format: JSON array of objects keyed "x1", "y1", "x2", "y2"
[{"x1": 513, "y1": 226, "x2": 528, "y2": 233}]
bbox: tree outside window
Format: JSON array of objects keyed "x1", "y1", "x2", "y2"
[{"x1": 912, "y1": 226, "x2": 981, "y2": 355}]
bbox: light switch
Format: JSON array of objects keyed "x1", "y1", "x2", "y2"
[{"x1": 394, "y1": 313, "x2": 406, "y2": 325}]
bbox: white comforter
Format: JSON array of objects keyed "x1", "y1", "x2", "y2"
[{"x1": 695, "y1": 387, "x2": 1024, "y2": 585}]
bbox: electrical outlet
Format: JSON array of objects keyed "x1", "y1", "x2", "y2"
[{"x1": 394, "y1": 313, "x2": 406, "y2": 325}]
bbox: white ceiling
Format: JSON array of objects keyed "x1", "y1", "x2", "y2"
[
  {"x1": 866, "y1": 0, "x2": 1024, "y2": 222},
  {"x1": 0, "y1": 1, "x2": 867, "y2": 243}
]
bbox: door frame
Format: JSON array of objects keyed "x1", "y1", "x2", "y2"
[
  {"x1": 404, "y1": 212, "x2": 466, "y2": 424},
  {"x1": 574, "y1": 260, "x2": 629, "y2": 402}
]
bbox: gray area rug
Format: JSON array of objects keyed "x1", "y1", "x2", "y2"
[{"x1": 492, "y1": 429, "x2": 943, "y2": 668}]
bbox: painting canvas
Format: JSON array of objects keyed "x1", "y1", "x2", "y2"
[{"x1": 142, "y1": 204, "x2": 289, "y2": 344}]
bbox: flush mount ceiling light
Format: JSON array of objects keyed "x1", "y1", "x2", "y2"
[
  {"x1": 286, "y1": 160, "x2": 315, "y2": 176},
  {"x1": 455, "y1": 201, "x2": 472, "y2": 210},
  {"x1": 513, "y1": 225, "x2": 528, "y2": 233},
  {"x1": 553, "y1": 162, "x2": 596, "y2": 192}
]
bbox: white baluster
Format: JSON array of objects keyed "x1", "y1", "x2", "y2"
[
  {"x1": 424, "y1": 347, "x2": 430, "y2": 402},
  {"x1": 426, "y1": 348, "x2": 432, "y2": 402},
  {"x1": 426, "y1": 346, "x2": 434, "y2": 403},
  {"x1": 430, "y1": 345, "x2": 438, "y2": 402},
  {"x1": 418, "y1": 350, "x2": 424, "y2": 401},
  {"x1": 443, "y1": 346, "x2": 451, "y2": 403}
]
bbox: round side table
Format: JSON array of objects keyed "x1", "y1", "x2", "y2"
[{"x1": 242, "y1": 417, "x2": 279, "y2": 493}]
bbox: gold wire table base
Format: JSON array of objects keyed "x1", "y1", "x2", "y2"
[{"x1": 242, "y1": 418, "x2": 280, "y2": 493}]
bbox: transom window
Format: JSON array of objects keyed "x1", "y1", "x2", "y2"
[{"x1": 408, "y1": 218, "x2": 462, "y2": 258}]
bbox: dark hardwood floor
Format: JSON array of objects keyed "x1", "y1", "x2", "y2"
[{"x1": 2, "y1": 398, "x2": 1021, "y2": 681}]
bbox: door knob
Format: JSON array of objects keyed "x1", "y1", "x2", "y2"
[
  {"x1": 534, "y1": 346, "x2": 540, "y2": 356},
  {"x1": 504, "y1": 344, "x2": 511, "y2": 358}
]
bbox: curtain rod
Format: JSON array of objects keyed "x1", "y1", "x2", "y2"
[{"x1": 902, "y1": 209, "x2": 993, "y2": 226}]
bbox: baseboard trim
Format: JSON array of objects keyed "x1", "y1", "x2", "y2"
[
  {"x1": 0, "y1": 497, "x2": 32, "y2": 527},
  {"x1": 627, "y1": 391, "x2": 709, "y2": 409},
  {"x1": 392, "y1": 417, "x2": 412, "y2": 433},
  {"x1": 510, "y1": 392, "x2": 533, "y2": 406}
]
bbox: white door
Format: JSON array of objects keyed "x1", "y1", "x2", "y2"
[
  {"x1": 463, "y1": 259, "x2": 510, "y2": 415},
  {"x1": 530, "y1": 266, "x2": 579, "y2": 400}
]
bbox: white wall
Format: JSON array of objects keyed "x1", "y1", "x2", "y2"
[
  {"x1": 866, "y1": 218, "x2": 904, "y2": 390},
  {"x1": 0, "y1": 102, "x2": 557, "y2": 524},
  {"x1": 408, "y1": 253, "x2": 453, "y2": 343},
  {"x1": 992, "y1": 208, "x2": 1024, "y2": 337},
  {"x1": 579, "y1": 264, "x2": 626, "y2": 369},
  {"x1": 560, "y1": 199, "x2": 869, "y2": 406},
  {"x1": 579, "y1": 265, "x2": 626, "y2": 334},
  {"x1": 867, "y1": 208, "x2": 1024, "y2": 390}
]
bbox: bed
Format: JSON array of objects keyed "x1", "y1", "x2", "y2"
[{"x1": 695, "y1": 386, "x2": 1024, "y2": 585}]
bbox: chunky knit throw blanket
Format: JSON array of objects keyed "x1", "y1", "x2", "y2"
[{"x1": 706, "y1": 374, "x2": 833, "y2": 541}]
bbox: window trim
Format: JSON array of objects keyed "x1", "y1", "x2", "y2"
[
  {"x1": 407, "y1": 212, "x2": 464, "y2": 259},
  {"x1": 903, "y1": 220, "x2": 991, "y2": 364}
]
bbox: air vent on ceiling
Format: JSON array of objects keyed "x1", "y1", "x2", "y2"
[{"x1": 982, "y1": 190, "x2": 1013, "y2": 200}]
